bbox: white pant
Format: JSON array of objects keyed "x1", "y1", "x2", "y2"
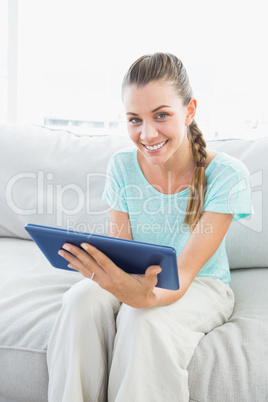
[{"x1": 47, "y1": 277, "x2": 234, "y2": 402}]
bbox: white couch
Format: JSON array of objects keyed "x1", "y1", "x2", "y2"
[{"x1": 0, "y1": 124, "x2": 267, "y2": 401}]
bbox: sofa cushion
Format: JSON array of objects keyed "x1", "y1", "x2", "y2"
[
  {"x1": 209, "y1": 138, "x2": 268, "y2": 269},
  {"x1": 0, "y1": 237, "x2": 83, "y2": 401},
  {"x1": 188, "y1": 267, "x2": 268, "y2": 401},
  {"x1": 1, "y1": 237, "x2": 267, "y2": 401},
  {"x1": 0, "y1": 124, "x2": 267, "y2": 269},
  {"x1": 0, "y1": 124, "x2": 132, "y2": 239}
]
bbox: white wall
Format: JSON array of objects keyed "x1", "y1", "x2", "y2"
[{"x1": 4, "y1": 0, "x2": 268, "y2": 139}]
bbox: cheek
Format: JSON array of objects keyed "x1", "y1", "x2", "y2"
[
  {"x1": 127, "y1": 126, "x2": 140, "y2": 142},
  {"x1": 170, "y1": 120, "x2": 186, "y2": 137}
]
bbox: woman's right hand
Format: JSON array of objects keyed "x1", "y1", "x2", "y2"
[{"x1": 59, "y1": 241, "x2": 162, "y2": 308}]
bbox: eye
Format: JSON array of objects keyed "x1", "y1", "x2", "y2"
[
  {"x1": 155, "y1": 112, "x2": 169, "y2": 120},
  {"x1": 129, "y1": 117, "x2": 142, "y2": 124}
]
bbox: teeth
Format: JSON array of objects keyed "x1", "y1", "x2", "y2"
[{"x1": 145, "y1": 140, "x2": 167, "y2": 151}]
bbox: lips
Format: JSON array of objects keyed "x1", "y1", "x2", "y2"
[{"x1": 143, "y1": 140, "x2": 168, "y2": 151}]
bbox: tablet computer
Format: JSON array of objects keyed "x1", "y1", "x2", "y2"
[{"x1": 25, "y1": 223, "x2": 179, "y2": 290}]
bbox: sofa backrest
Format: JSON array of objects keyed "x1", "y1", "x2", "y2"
[
  {"x1": 0, "y1": 124, "x2": 131, "y2": 239},
  {"x1": 1, "y1": 124, "x2": 267, "y2": 269},
  {"x1": 209, "y1": 138, "x2": 267, "y2": 269}
]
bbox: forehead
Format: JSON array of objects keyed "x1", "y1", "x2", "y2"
[{"x1": 123, "y1": 81, "x2": 182, "y2": 112}]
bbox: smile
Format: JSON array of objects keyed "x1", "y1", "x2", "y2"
[{"x1": 143, "y1": 140, "x2": 168, "y2": 151}]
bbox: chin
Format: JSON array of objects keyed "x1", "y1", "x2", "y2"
[{"x1": 144, "y1": 153, "x2": 169, "y2": 166}]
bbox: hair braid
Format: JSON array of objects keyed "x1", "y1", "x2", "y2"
[{"x1": 184, "y1": 119, "x2": 207, "y2": 230}]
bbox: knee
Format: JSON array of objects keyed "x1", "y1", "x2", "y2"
[
  {"x1": 62, "y1": 279, "x2": 119, "y2": 319},
  {"x1": 118, "y1": 305, "x2": 158, "y2": 336}
]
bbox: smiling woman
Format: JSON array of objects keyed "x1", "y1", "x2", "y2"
[{"x1": 46, "y1": 52, "x2": 252, "y2": 402}]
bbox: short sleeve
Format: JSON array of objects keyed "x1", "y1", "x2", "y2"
[
  {"x1": 102, "y1": 153, "x2": 129, "y2": 213},
  {"x1": 203, "y1": 160, "x2": 253, "y2": 221}
]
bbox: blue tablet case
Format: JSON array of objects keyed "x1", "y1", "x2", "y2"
[{"x1": 25, "y1": 223, "x2": 179, "y2": 291}]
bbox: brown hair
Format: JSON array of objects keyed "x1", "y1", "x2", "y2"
[{"x1": 122, "y1": 52, "x2": 207, "y2": 230}]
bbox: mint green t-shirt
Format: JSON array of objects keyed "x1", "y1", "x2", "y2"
[{"x1": 102, "y1": 148, "x2": 252, "y2": 284}]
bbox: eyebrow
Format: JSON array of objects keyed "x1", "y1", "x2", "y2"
[{"x1": 126, "y1": 105, "x2": 171, "y2": 116}]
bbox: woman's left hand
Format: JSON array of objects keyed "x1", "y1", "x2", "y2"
[{"x1": 58, "y1": 242, "x2": 162, "y2": 308}]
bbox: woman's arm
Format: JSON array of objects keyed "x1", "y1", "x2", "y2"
[
  {"x1": 58, "y1": 209, "x2": 233, "y2": 308},
  {"x1": 108, "y1": 208, "x2": 133, "y2": 240},
  {"x1": 58, "y1": 209, "x2": 162, "y2": 308},
  {"x1": 153, "y1": 211, "x2": 234, "y2": 306},
  {"x1": 108, "y1": 208, "x2": 233, "y2": 306}
]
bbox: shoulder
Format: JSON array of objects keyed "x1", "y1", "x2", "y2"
[
  {"x1": 205, "y1": 150, "x2": 251, "y2": 195},
  {"x1": 203, "y1": 149, "x2": 252, "y2": 219},
  {"x1": 109, "y1": 147, "x2": 136, "y2": 165},
  {"x1": 206, "y1": 149, "x2": 249, "y2": 176},
  {"x1": 205, "y1": 148, "x2": 219, "y2": 168},
  {"x1": 107, "y1": 147, "x2": 138, "y2": 180},
  {"x1": 107, "y1": 147, "x2": 136, "y2": 168}
]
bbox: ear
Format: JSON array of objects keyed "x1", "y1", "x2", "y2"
[{"x1": 185, "y1": 98, "x2": 197, "y2": 126}]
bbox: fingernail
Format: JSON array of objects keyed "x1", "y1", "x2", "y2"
[
  {"x1": 81, "y1": 243, "x2": 88, "y2": 250},
  {"x1": 58, "y1": 250, "x2": 64, "y2": 257},
  {"x1": 62, "y1": 244, "x2": 70, "y2": 251}
]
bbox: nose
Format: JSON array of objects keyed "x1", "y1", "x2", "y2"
[{"x1": 140, "y1": 122, "x2": 158, "y2": 142}]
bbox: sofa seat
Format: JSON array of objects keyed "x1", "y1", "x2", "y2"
[
  {"x1": 1, "y1": 237, "x2": 267, "y2": 402},
  {"x1": 0, "y1": 238, "x2": 83, "y2": 402},
  {"x1": 188, "y1": 267, "x2": 268, "y2": 401},
  {"x1": 1, "y1": 125, "x2": 268, "y2": 401}
]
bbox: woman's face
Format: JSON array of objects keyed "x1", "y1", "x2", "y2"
[{"x1": 123, "y1": 80, "x2": 196, "y2": 167}]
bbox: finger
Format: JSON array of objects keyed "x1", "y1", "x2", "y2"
[
  {"x1": 67, "y1": 264, "x2": 76, "y2": 270},
  {"x1": 145, "y1": 265, "x2": 162, "y2": 277},
  {"x1": 61, "y1": 243, "x2": 97, "y2": 269},
  {"x1": 61, "y1": 243, "x2": 110, "y2": 281},
  {"x1": 67, "y1": 263, "x2": 81, "y2": 272},
  {"x1": 59, "y1": 250, "x2": 95, "y2": 278},
  {"x1": 58, "y1": 243, "x2": 93, "y2": 274},
  {"x1": 144, "y1": 265, "x2": 162, "y2": 287},
  {"x1": 58, "y1": 248, "x2": 86, "y2": 270},
  {"x1": 80, "y1": 243, "x2": 119, "y2": 276},
  {"x1": 58, "y1": 247, "x2": 95, "y2": 277}
]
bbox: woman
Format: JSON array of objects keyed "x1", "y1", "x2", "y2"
[{"x1": 47, "y1": 53, "x2": 252, "y2": 401}]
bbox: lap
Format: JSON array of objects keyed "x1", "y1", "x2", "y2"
[
  {"x1": 117, "y1": 277, "x2": 235, "y2": 334},
  {"x1": 63, "y1": 278, "x2": 121, "y2": 316},
  {"x1": 63, "y1": 277, "x2": 234, "y2": 336}
]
